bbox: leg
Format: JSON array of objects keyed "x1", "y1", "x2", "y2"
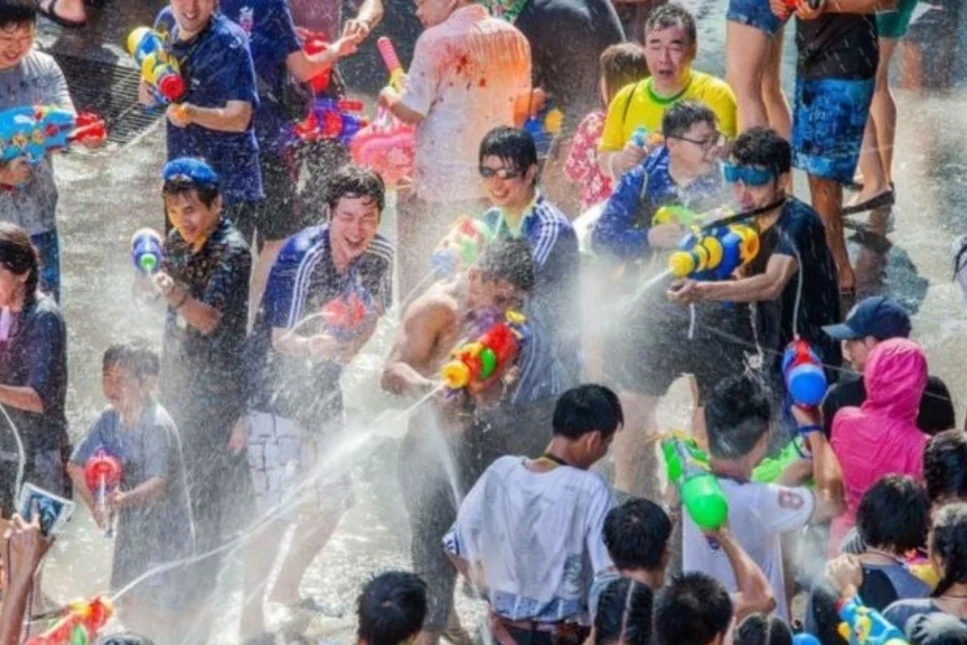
[
  {"x1": 808, "y1": 174, "x2": 852, "y2": 290},
  {"x1": 761, "y1": 28, "x2": 791, "y2": 139},
  {"x1": 239, "y1": 520, "x2": 288, "y2": 640},
  {"x1": 725, "y1": 21, "x2": 774, "y2": 132},
  {"x1": 269, "y1": 506, "x2": 345, "y2": 604},
  {"x1": 871, "y1": 39, "x2": 899, "y2": 187}
]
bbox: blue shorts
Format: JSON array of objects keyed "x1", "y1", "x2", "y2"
[
  {"x1": 792, "y1": 77, "x2": 875, "y2": 184},
  {"x1": 727, "y1": 0, "x2": 784, "y2": 36}
]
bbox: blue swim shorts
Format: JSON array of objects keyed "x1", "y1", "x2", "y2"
[
  {"x1": 727, "y1": 0, "x2": 784, "y2": 36},
  {"x1": 792, "y1": 76, "x2": 875, "y2": 184}
]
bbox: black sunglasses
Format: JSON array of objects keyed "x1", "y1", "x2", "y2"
[{"x1": 479, "y1": 166, "x2": 523, "y2": 180}]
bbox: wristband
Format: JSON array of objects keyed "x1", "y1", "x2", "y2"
[{"x1": 797, "y1": 424, "x2": 822, "y2": 436}]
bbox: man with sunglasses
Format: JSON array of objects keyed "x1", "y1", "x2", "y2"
[{"x1": 669, "y1": 127, "x2": 842, "y2": 380}]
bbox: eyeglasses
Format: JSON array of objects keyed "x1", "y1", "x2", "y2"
[
  {"x1": 479, "y1": 166, "x2": 522, "y2": 180},
  {"x1": 669, "y1": 133, "x2": 724, "y2": 152},
  {"x1": 723, "y1": 162, "x2": 776, "y2": 187}
]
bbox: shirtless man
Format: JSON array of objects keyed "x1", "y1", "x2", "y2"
[{"x1": 382, "y1": 238, "x2": 535, "y2": 645}]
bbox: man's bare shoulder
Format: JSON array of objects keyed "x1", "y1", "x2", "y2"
[{"x1": 402, "y1": 283, "x2": 460, "y2": 328}]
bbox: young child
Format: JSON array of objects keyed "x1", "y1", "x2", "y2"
[
  {"x1": 67, "y1": 341, "x2": 194, "y2": 645},
  {"x1": 564, "y1": 43, "x2": 649, "y2": 212}
]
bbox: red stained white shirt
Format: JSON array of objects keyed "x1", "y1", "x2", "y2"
[{"x1": 564, "y1": 111, "x2": 614, "y2": 210}]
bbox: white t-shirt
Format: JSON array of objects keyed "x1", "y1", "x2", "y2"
[
  {"x1": 682, "y1": 479, "x2": 815, "y2": 620},
  {"x1": 444, "y1": 455, "x2": 614, "y2": 624}
]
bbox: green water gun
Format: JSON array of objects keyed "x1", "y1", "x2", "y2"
[
  {"x1": 661, "y1": 435, "x2": 729, "y2": 531},
  {"x1": 751, "y1": 436, "x2": 816, "y2": 488}
]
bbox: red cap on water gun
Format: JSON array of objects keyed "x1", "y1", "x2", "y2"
[{"x1": 158, "y1": 74, "x2": 186, "y2": 102}]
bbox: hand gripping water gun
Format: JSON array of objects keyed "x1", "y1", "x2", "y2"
[
  {"x1": 836, "y1": 595, "x2": 909, "y2": 645},
  {"x1": 751, "y1": 435, "x2": 810, "y2": 484},
  {"x1": 630, "y1": 126, "x2": 665, "y2": 149},
  {"x1": 293, "y1": 98, "x2": 368, "y2": 146},
  {"x1": 441, "y1": 311, "x2": 528, "y2": 391},
  {"x1": 25, "y1": 596, "x2": 114, "y2": 645},
  {"x1": 126, "y1": 26, "x2": 185, "y2": 104},
  {"x1": 350, "y1": 37, "x2": 415, "y2": 186},
  {"x1": 667, "y1": 223, "x2": 760, "y2": 281},
  {"x1": 431, "y1": 216, "x2": 495, "y2": 276},
  {"x1": 131, "y1": 228, "x2": 163, "y2": 275},
  {"x1": 319, "y1": 287, "x2": 375, "y2": 342},
  {"x1": 0, "y1": 106, "x2": 106, "y2": 167},
  {"x1": 661, "y1": 435, "x2": 729, "y2": 531},
  {"x1": 303, "y1": 32, "x2": 333, "y2": 94},
  {"x1": 782, "y1": 339, "x2": 828, "y2": 407},
  {"x1": 524, "y1": 102, "x2": 564, "y2": 157},
  {"x1": 83, "y1": 450, "x2": 123, "y2": 538}
]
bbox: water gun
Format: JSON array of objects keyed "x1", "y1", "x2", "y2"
[
  {"x1": 0, "y1": 106, "x2": 106, "y2": 167},
  {"x1": 652, "y1": 205, "x2": 734, "y2": 227},
  {"x1": 303, "y1": 32, "x2": 333, "y2": 94},
  {"x1": 25, "y1": 596, "x2": 114, "y2": 645},
  {"x1": 131, "y1": 227, "x2": 163, "y2": 275},
  {"x1": 751, "y1": 435, "x2": 810, "y2": 484},
  {"x1": 441, "y1": 311, "x2": 528, "y2": 391},
  {"x1": 83, "y1": 450, "x2": 123, "y2": 538},
  {"x1": 319, "y1": 288, "x2": 374, "y2": 342},
  {"x1": 523, "y1": 102, "x2": 564, "y2": 157},
  {"x1": 661, "y1": 435, "x2": 729, "y2": 531},
  {"x1": 667, "y1": 223, "x2": 760, "y2": 281},
  {"x1": 630, "y1": 126, "x2": 664, "y2": 149},
  {"x1": 431, "y1": 216, "x2": 495, "y2": 276},
  {"x1": 292, "y1": 98, "x2": 368, "y2": 146},
  {"x1": 782, "y1": 339, "x2": 827, "y2": 407},
  {"x1": 377, "y1": 36, "x2": 406, "y2": 93},
  {"x1": 126, "y1": 26, "x2": 185, "y2": 104},
  {"x1": 793, "y1": 636, "x2": 821, "y2": 645},
  {"x1": 836, "y1": 595, "x2": 909, "y2": 645}
]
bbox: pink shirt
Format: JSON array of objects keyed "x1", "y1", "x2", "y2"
[
  {"x1": 564, "y1": 111, "x2": 614, "y2": 211},
  {"x1": 401, "y1": 5, "x2": 531, "y2": 202}
]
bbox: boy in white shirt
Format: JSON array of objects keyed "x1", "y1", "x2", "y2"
[{"x1": 444, "y1": 384, "x2": 621, "y2": 645}]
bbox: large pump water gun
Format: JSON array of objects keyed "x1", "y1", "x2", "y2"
[
  {"x1": 836, "y1": 595, "x2": 909, "y2": 645},
  {"x1": 83, "y1": 450, "x2": 123, "y2": 538},
  {"x1": 303, "y1": 32, "x2": 333, "y2": 94},
  {"x1": 667, "y1": 223, "x2": 760, "y2": 281},
  {"x1": 293, "y1": 98, "x2": 368, "y2": 146},
  {"x1": 441, "y1": 311, "x2": 528, "y2": 391},
  {"x1": 431, "y1": 216, "x2": 495, "y2": 276},
  {"x1": 661, "y1": 434, "x2": 729, "y2": 531},
  {"x1": 319, "y1": 287, "x2": 375, "y2": 343},
  {"x1": 25, "y1": 596, "x2": 114, "y2": 645},
  {"x1": 131, "y1": 228, "x2": 163, "y2": 275},
  {"x1": 126, "y1": 26, "x2": 185, "y2": 104},
  {"x1": 782, "y1": 338, "x2": 828, "y2": 408},
  {"x1": 0, "y1": 106, "x2": 106, "y2": 168}
]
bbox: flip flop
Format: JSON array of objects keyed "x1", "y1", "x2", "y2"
[
  {"x1": 36, "y1": 0, "x2": 87, "y2": 28},
  {"x1": 841, "y1": 189, "x2": 895, "y2": 216}
]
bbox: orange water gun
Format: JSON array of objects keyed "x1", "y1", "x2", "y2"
[
  {"x1": 26, "y1": 596, "x2": 114, "y2": 645},
  {"x1": 441, "y1": 311, "x2": 528, "y2": 391}
]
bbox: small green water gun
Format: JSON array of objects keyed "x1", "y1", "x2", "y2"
[
  {"x1": 661, "y1": 434, "x2": 729, "y2": 531},
  {"x1": 752, "y1": 436, "x2": 810, "y2": 484}
]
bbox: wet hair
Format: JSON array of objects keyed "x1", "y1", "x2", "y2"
[
  {"x1": 704, "y1": 375, "x2": 772, "y2": 460},
  {"x1": 479, "y1": 126, "x2": 538, "y2": 177},
  {"x1": 102, "y1": 340, "x2": 160, "y2": 382},
  {"x1": 663, "y1": 101, "x2": 718, "y2": 140},
  {"x1": 161, "y1": 178, "x2": 221, "y2": 209},
  {"x1": 734, "y1": 614, "x2": 793, "y2": 645},
  {"x1": 356, "y1": 571, "x2": 428, "y2": 645},
  {"x1": 595, "y1": 578, "x2": 654, "y2": 645},
  {"x1": 552, "y1": 384, "x2": 623, "y2": 441},
  {"x1": 925, "y1": 431, "x2": 967, "y2": 505},
  {"x1": 603, "y1": 497, "x2": 672, "y2": 571},
  {"x1": 324, "y1": 165, "x2": 386, "y2": 214},
  {"x1": 856, "y1": 475, "x2": 929, "y2": 553},
  {"x1": 0, "y1": 0, "x2": 36, "y2": 29},
  {"x1": 644, "y1": 3, "x2": 697, "y2": 47},
  {"x1": 600, "y1": 43, "x2": 649, "y2": 103},
  {"x1": 95, "y1": 633, "x2": 156, "y2": 645},
  {"x1": 0, "y1": 222, "x2": 39, "y2": 300},
  {"x1": 477, "y1": 238, "x2": 535, "y2": 293},
  {"x1": 930, "y1": 503, "x2": 967, "y2": 598},
  {"x1": 731, "y1": 127, "x2": 792, "y2": 176},
  {"x1": 654, "y1": 572, "x2": 733, "y2": 645}
]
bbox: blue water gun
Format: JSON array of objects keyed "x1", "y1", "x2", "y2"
[
  {"x1": 782, "y1": 338, "x2": 827, "y2": 407},
  {"x1": 292, "y1": 98, "x2": 368, "y2": 146},
  {"x1": 523, "y1": 103, "x2": 563, "y2": 157},
  {"x1": 837, "y1": 595, "x2": 909, "y2": 645},
  {"x1": 131, "y1": 228, "x2": 163, "y2": 275},
  {"x1": 667, "y1": 223, "x2": 760, "y2": 281},
  {"x1": 0, "y1": 106, "x2": 105, "y2": 167}
]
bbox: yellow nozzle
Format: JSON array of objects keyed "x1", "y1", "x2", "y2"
[
  {"x1": 441, "y1": 361, "x2": 471, "y2": 389},
  {"x1": 668, "y1": 251, "x2": 697, "y2": 278},
  {"x1": 505, "y1": 310, "x2": 526, "y2": 326}
]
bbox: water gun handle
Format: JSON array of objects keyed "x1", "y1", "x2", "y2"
[
  {"x1": 377, "y1": 37, "x2": 406, "y2": 92},
  {"x1": 837, "y1": 595, "x2": 909, "y2": 645}
]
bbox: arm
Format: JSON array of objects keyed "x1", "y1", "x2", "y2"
[
  {"x1": 66, "y1": 462, "x2": 95, "y2": 513},
  {"x1": 683, "y1": 253, "x2": 798, "y2": 304},
  {"x1": 378, "y1": 34, "x2": 434, "y2": 126},
  {"x1": 157, "y1": 276, "x2": 223, "y2": 336},
  {"x1": 591, "y1": 169, "x2": 650, "y2": 257},
  {"x1": 0, "y1": 516, "x2": 52, "y2": 645},
  {"x1": 114, "y1": 477, "x2": 167, "y2": 508},
  {"x1": 0, "y1": 385, "x2": 43, "y2": 414},
  {"x1": 378, "y1": 91, "x2": 425, "y2": 125},
  {"x1": 824, "y1": 0, "x2": 897, "y2": 12},
  {"x1": 175, "y1": 101, "x2": 253, "y2": 133},
  {"x1": 806, "y1": 428, "x2": 846, "y2": 522},
  {"x1": 381, "y1": 300, "x2": 453, "y2": 397},
  {"x1": 714, "y1": 526, "x2": 776, "y2": 621},
  {"x1": 349, "y1": 0, "x2": 385, "y2": 35},
  {"x1": 3, "y1": 309, "x2": 68, "y2": 415}
]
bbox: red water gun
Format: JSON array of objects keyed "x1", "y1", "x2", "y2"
[
  {"x1": 293, "y1": 98, "x2": 368, "y2": 146},
  {"x1": 83, "y1": 450, "x2": 123, "y2": 538},
  {"x1": 441, "y1": 311, "x2": 528, "y2": 391},
  {"x1": 320, "y1": 289, "x2": 374, "y2": 342},
  {"x1": 25, "y1": 596, "x2": 114, "y2": 645},
  {"x1": 303, "y1": 32, "x2": 333, "y2": 94}
]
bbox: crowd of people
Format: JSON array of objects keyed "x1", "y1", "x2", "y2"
[{"x1": 0, "y1": 0, "x2": 965, "y2": 643}]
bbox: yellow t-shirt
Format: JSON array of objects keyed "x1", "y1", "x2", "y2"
[{"x1": 599, "y1": 70, "x2": 738, "y2": 152}]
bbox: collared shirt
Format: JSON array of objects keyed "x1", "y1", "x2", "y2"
[
  {"x1": 220, "y1": 0, "x2": 303, "y2": 157},
  {"x1": 564, "y1": 111, "x2": 613, "y2": 211},
  {"x1": 246, "y1": 225, "x2": 393, "y2": 430},
  {"x1": 154, "y1": 10, "x2": 263, "y2": 203},
  {"x1": 401, "y1": 4, "x2": 531, "y2": 203},
  {"x1": 0, "y1": 50, "x2": 75, "y2": 235},
  {"x1": 482, "y1": 193, "x2": 580, "y2": 403}
]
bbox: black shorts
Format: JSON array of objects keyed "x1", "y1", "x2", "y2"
[
  {"x1": 251, "y1": 154, "x2": 303, "y2": 243},
  {"x1": 605, "y1": 283, "x2": 761, "y2": 401}
]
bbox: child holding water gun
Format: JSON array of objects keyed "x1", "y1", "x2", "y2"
[
  {"x1": 67, "y1": 341, "x2": 194, "y2": 645},
  {"x1": 563, "y1": 43, "x2": 648, "y2": 211}
]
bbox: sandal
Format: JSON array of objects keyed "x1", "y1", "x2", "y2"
[
  {"x1": 36, "y1": 0, "x2": 87, "y2": 28},
  {"x1": 841, "y1": 188, "x2": 895, "y2": 216}
]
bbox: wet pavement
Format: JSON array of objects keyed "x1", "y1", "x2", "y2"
[{"x1": 25, "y1": 0, "x2": 967, "y2": 642}]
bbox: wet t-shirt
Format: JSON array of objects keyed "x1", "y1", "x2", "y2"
[
  {"x1": 220, "y1": 0, "x2": 303, "y2": 157},
  {"x1": 796, "y1": 14, "x2": 878, "y2": 80},
  {"x1": 246, "y1": 224, "x2": 393, "y2": 430},
  {"x1": 154, "y1": 10, "x2": 263, "y2": 203}
]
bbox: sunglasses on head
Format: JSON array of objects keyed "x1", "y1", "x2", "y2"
[
  {"x1": 724, "y1": 163, "x2": 776, "y2": 187},
  {"x1": 479, "y1": 166, "x2": 523, "y2": 180}
]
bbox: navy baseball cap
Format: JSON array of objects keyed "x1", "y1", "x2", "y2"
[
  {"x1": 161, "y1": 157, "x2": 220, "y2": 188},
  {"x1": 822, "y1": 295, "x2": 912, "y2": 341}
]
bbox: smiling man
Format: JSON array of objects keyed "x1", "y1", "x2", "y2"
[{"x1": 233, "y1": 165, "x2": 393, "y2": 644}]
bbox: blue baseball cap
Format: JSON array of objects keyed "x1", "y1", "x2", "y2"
[
  {"x1": 822, "y1": 295, "x2": 912, "y2": 341},
  {"x1": 161, "y1": 157, "x2": 220, "y2": 188}
]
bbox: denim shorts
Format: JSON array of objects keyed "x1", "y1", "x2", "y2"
[
  {"x1": 727, "y1": 0, "x2": 784, "y2": 36},
  {"x1": 792, "y1": 76, "x2": 875, "y2": 184}
]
